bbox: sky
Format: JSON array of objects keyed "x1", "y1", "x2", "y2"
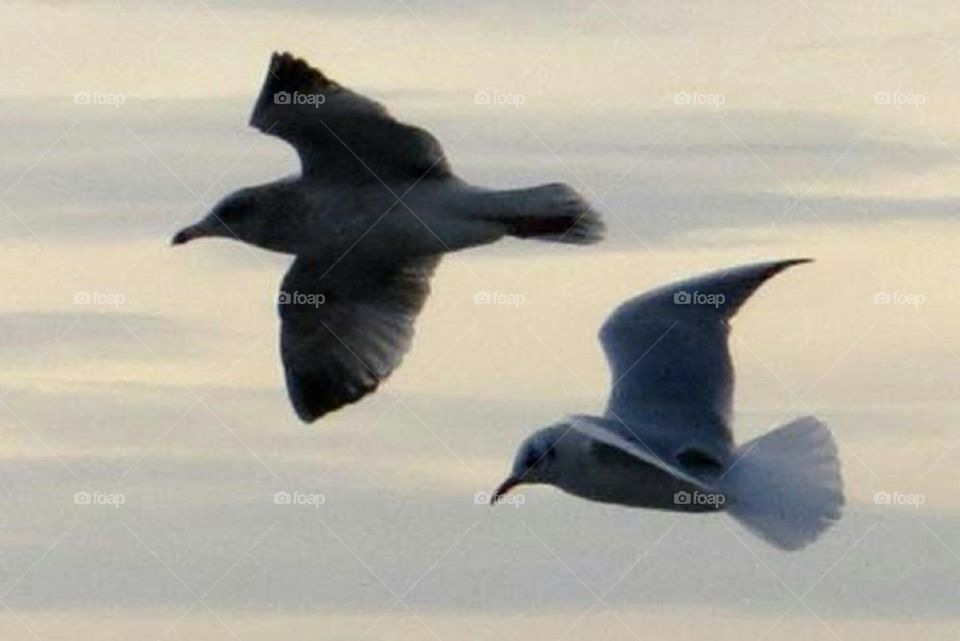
[{"x1": 1, "y1": 1, "x2": 959, "y2": 639}]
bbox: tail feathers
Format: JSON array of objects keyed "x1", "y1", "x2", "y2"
[
  {"x1": 721, "y1": 416, "x2": 843, "y2": 551},
  {"x1": 488, "y1": 183, "x2": 604, "y2": 245}
]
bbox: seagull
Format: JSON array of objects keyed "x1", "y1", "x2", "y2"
[
  {"x1": 172, "y1": 52, "x2": 602, "y2": 422},
  {"x1": 493, "y1": 259, "x2": 844, "y2": 550}
]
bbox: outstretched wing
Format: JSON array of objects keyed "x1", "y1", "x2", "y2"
[
  {"x1": 250, "y1": 52, "x2": 451, "y2": 183},
  {"x1": 598, "y1": 259, "x2": 812, "y2": 460},
  {"x1": 278, "y1": 254, "x2": 441, "y2": 422}
]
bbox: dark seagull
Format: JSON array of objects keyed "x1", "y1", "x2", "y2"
[{"x1": 173, "y1": 52, "x2": 603, "y2": 422}]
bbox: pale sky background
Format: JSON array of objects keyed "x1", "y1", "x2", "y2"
[{"x1": 0, "y1": 1, "x2": 959, "y2": 639}]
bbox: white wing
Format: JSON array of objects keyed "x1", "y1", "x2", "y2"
[{"x1": 598, "y1": 259, "x2": 811, "y2": 466}]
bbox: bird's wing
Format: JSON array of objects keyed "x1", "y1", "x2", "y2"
[
  {"x1": 598, "y1": 259, "x2": 811, "y2": 459},
  {"x1": 568, "y1": 416, "x2": 711, "y2": 491},
  {"x1": 250, "y1": 52, "x2": 451, "y2": 183},
  {"x1": 278, "y1": 253, "x2": 440, "y2": 422}
]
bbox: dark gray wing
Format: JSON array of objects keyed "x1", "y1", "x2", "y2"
[
  {"x1": 598, "y1": 259, "x2": 812, "y2": 459},
  {"x1": 250, "y1": 52, "x2": 450, "y2": 183},
  {"x1": 279, "y1": 254, "x2": 440, "y2": 422}
]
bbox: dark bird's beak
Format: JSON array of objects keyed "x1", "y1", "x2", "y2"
[
  {"x1": 491, "y1": 477, "x2": 520, "y2": 506},
  {"x1": 171, "y1": 224, "x2": 205, "y2": 246}
]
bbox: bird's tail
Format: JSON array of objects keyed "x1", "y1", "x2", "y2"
[
  {"x1": 482, "y1": 183, "x2": 603, "y2": 245},
  {"x1": 719, "y1": 416, "x2": 843, "y2": 550}
]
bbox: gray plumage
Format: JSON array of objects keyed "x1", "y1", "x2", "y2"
[{"x1": 173, "y1": 52, "x2": 603, "y2": 421}]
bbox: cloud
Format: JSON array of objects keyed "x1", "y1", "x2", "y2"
[
  {"x1": 0, "y1": 312, "x2": 219, "y2": 362},
  {"x1": 1, "y1": 100, "x2": 957, "y2": 247},
  {"x1": 0, "y1": 452, "x2": 955, "y2": 618}
]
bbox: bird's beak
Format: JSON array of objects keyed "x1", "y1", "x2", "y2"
[
  {"x1": 491, "y1": 477, "x2": 520, "y2": 506},
  {"x1": 171, "y1": 224, "x2": 206, "y2": 246}
]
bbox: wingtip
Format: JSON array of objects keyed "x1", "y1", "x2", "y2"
[
  {"x1": 285, "y1": 366, "x2": 382, "y2": 424},
  {"x1": 766, "y1": 257, "x2": 814, "y2": 276},
  {"x1": 265, "y1": 51, "x2": 333, "y2": 85},
  {"x1": 252, "y1": 52, "x2": 336, "y2": 129},
  {"x1": 269, "y1": 51, "x2": 300, "y2": 72},
  {"x1": 294, "y1": 410, "x2": 321, "y2": 425}
]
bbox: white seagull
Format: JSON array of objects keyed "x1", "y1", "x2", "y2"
[
  {"x1": 493, "y1": 259, "x2": 843, "y2": 550},
  {"x1": 172, "y1": 52, "x2": 602, "y2": 422}
]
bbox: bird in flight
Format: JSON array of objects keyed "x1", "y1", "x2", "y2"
[
  {"x1": 172, "y1": 52, "x2": 602, "y2": 422},
  {"x1": 492, "y1": 260, "x2": 843, "y2": 550}
]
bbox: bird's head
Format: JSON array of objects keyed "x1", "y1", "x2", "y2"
[
  {"x1": 172, "y1": 188, "x2": 264, "y2": 246},
  {"x1": 491, "y1": 425, "x2": 565, "y2": 505}
]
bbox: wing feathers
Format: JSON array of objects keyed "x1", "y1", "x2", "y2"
[
  {"x1": 598, "y1": 259, "x2": 812, "y2": 456},
  {"x1": 279, "y1": 255, "x2": 440, "y2": 422},
  {"x1": 250, "y1": 52, "x2": 450, "y2": 182}
]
